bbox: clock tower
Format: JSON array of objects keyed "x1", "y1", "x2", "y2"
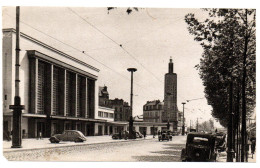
[{"x1": 163, "y1": 58, "x2": 178, "y2": 131}]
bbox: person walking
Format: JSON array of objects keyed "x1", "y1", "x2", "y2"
[
  {"x1": 119, "y1": 131, "x2": 122, "y2": 140},
  {"x1": 143, "y1": 131, "x2": 146, "y2": 139},
  {"x1": 250, "y1": 136, "x2": 256, "y2": 159}
]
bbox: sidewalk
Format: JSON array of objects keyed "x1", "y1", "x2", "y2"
[
  {"x1": 218, "y1": 151, "x2": 256, "y2": 162},
  {"x1": 3, "y1": 135, "x2": 153, "y2": 152}
]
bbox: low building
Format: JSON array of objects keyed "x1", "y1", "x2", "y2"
[{"x1": 95, "y1": 106, "x2": 114, "y2": 135}]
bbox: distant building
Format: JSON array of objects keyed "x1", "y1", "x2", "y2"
[
  {"x1": 98, "y1": 86, "x2": 131, "y2": 122},
  {"x1": 162, "y1": 58, "x2": 179, "y2": 131},
  {"x1": 143, "y1": 100, "x2": 163, "y2": 123},
  {"x1": 107, "y1": 99, "x2": 131, "y2": 122},
  {"x1": 99, "y1": 86, "x2": 109, "y2": 107}
]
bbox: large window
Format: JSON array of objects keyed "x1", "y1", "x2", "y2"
[
  {"x1": 53, "y1": 66, "x2": 61, "y2": 115},
  {"x1": 104, "y1": 112, "x2": 108, "y2": 118},
  {"x1": 37, "y1": 61, "x2": 47, "y2": 114},
  {"x1": 29, "y1": 52, "x2": 96, "y2": 119},
  {"x1": 77, "y1": 75, "x2": 86, "y2": 117},
  {"x1": 66, "y1": 71, "x2": 74, "y2": 116}
]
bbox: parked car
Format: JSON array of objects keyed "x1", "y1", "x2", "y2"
[
  {"x1": 49, "y1": 130, "x2": 87, "y2": 143},
  {"x1": 172, "y1": 131, "x2": 178, "y2": 136},
  {"x1": 215, "y1": 132, "x2": 226, "y2": 152},
  {"x1": 112, "y1": 131, "x2": 129, "y2": 140},
  {"x1": 158, "y1": 131, "x2": 172, "y2": 141},
  {"x1": 190, "y1": 129, "x2": 197, "y2": 132},
  {"x1": 181, "y1": 132, "x2": 217, "y2": 162},
  {"x1": 135, "y1": 131, "x2": 143, "y2": 138}
]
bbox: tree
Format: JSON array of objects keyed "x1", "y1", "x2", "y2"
[{"x1": 185, "y1": 9, "x2": 256, "y2": 127}]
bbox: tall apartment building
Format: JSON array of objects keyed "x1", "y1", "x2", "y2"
[{"x1": 143, "y1": 100, "x2": 163, "y2": 123}]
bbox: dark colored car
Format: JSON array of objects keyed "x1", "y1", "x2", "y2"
[
  {"x1": 215, "y1": 132, "x2": 226, "y2": 152},
  {"x1": 158, "y1": 131, "x2": 172, "y2": 141},
  {"x1": 49, "y1": 130, "x2": 87, "y2": 143},
  {"x1": 112, "y1": 131, "x2": 129, "y2": 140},
  {"x1": 190, "y1": 129, "x2": 197, "y2": 132},
  {"x1": 181, "y1": 133, "x2": 217, "y2": 162}
]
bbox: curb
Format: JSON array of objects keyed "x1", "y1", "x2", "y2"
[{"x1": 3, "y1": 138, "x2": 152, "y2": 154}]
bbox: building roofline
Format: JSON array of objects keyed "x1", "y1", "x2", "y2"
[
  {"x1": 98, "y1": 106, "x2": 115, "y2": 111},
  {"x1": 3, "y1": 28, "x2": 100, "y2": 72}
]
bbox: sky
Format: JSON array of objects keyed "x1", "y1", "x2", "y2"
[{"x1": 2, "y1": 6, "x2": 222, "y2": 128}]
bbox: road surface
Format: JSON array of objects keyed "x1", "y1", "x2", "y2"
[{"x1": 32, "y1": 136, "x2": 186, "y2": 161}]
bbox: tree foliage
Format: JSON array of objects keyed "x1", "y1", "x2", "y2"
[{"x1": 185, "y1": 9, "x2": 256, "y2": 127}]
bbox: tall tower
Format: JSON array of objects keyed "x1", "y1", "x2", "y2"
[{"x1": 163, "y1": 58, "x2": 178, "y2": 131}]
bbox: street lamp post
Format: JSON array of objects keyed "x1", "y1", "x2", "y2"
[
  {"x1": 182, "y1": 102, "x2": 186, "y2": 135},
  {"x1": 9, "y1": 6, "x2": 25, "y2": 148},
  {"x1": 127, "y1": 68, "x2": 137, "y2": 139}
]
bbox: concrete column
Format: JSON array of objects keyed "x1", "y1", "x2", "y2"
[
  {"x1": 147, "y1": 126, "x2": 151, "y2": 135},
  {"x1": 135, "y1": 125, "x2": 140, "y2": 132}
]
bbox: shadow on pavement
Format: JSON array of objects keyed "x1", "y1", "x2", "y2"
[{"x1": 133, "y1": 144, "x2": 185, "y2": 162}]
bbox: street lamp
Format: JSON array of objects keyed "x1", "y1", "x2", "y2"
[
  {"x1": 127, "y1": 68, "x2": 137, "y2": 139},
  {"x1": 182, "y1": 102, "x2": 186, "y2": 135},
  {"x1": 9, "y1": 6, "x2": 25, "y2": 148}
]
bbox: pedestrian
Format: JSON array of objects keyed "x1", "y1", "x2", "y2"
[
  {"x1": 119, "y1": 131, "x2": 122, "y2": 139},
  {"x1": 143, "y1": 131, "x2": 146, "y2": 139},
  {"x1": 250, "y1": 137, "x2": 256, "y2": 159},
  {"x1": 245, "y1": 138, "x2": 250, "y2": 162},
  {"x1": 38, "y1": 131, "x2": 42, "y2": 140}
]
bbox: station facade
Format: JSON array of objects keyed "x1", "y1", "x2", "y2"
[
  {"x1": 3, "y1": 28, "x2": 177, "y2": 139},
  {"x1": 3, "y1": 28, "x2": 102, "y2": 138}
]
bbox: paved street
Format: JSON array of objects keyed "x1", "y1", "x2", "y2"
[
  {"x1": 50, "y1": 136, "x2": 186, "y2": 162},
  {"x1": 3, "y1": 135, "x2": 186, "y2": 161}
]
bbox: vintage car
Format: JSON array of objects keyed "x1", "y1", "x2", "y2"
[
  {"x1": 190, "y1": 129, "x2": 197, "y2": 132},
  {"x1": 49, "y1": 130, "x2": 87, "y2": 143},
  {"x1": 215, "y1": 132, "x2": 226, "y2": 152},
  {"x1": 181, "y1": 133, "x2": 217, "y2": 162},
  {"x1": 112, "y1": 131, "x2": 129, "y2": 140},
  {"x1": 172, "y1": 131, "x2": 178, "y2": 136},
  {"x1": 158, "y1": 131, "x2": 172, "y2": 141},
  {"x1": 135, "y1": 131, "x2": 143, "y2": 138}
]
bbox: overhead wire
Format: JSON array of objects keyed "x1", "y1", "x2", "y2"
[
  {"x1": 67, "y1": 7, "x2": 164, "y2": 83},
  {"x1": 4, "y1": 11, "x2": 164, "y2": 99}
]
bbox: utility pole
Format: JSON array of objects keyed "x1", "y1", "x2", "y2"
[
  {"x1": 182, "y1": 102, "x2": 186, "y2": 135},
  {"x1": 127, "y1": 68, "x2": 137, "y2": 139},
  {"x1": 227, "y1": 81, "x2": 234, "y2": 162},
  {"x1": 236, "y1": 85, "x2": 240, "y2": 162},
  {"x1": 9, "y1": 6, "x2": 25, "y2": 148}
]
